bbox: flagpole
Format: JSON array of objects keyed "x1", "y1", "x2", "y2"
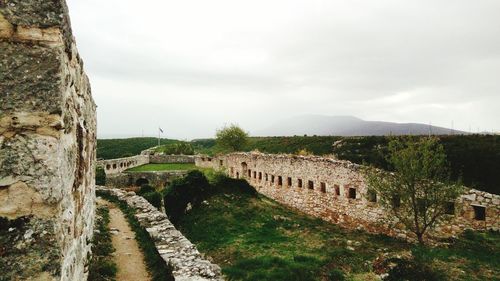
[{"x1": 158, "y1": 127, "x2": 160, "y2": 146}]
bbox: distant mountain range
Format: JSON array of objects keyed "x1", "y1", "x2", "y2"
[{"x1": 253, "y1": 115, "x2": 466, "y2": 137}]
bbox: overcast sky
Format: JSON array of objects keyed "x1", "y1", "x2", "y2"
[{"x1": 66, "y1": 0, "x2": 500, "y2": 139}]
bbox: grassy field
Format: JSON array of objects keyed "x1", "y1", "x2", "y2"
[
  {"x1": 177, "y1": 189, "x2": 500, "y2": 281},
  {"x1": 126, "y1": 163, "x2": 197, "y2": 172}
]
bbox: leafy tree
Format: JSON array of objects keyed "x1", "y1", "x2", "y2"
[
  {"x1": 215, "y1": 124, "x2": 248, "y2": 152},
  {"x1": 365, "y1": 137, "x2": 462, "y2": 244}
]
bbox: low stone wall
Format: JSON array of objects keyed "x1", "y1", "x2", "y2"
[
  {"x1": 149, "y1": 154, "x2": 195, "y2": 164},
  {"x1": 107, "y1": 171, "x2": 187, "y2": 189},
  {"x1": 97, "y1": 155, "x2": 149, "y2": 175},
  {"x1": 196, "y1": 152, "x2": 500, "y2": 240},
  {"x1": 96, "y1": 187, "x2": 223, "y2": 281},
  {"x1": 0, "y1": 1, "x2": 96, "y2": 280}
]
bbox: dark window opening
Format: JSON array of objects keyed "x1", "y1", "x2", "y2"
[
  {"x1": 278, "y1": 176, "x2": 283, "y2": 186},
  {"x1": 259, "y1": 172, "x2": 262, "y2": 180},
  {"x1": 219, "y1": 160, "x2": 224, "y2": 166},
  {"x1": 236, "y1": 172, "x2": 239, "y2": 179},
  {"x1": 287, "y1": 177, "x2": 292, "y2": 187},
  {"x1": 207, "y1": 157, "x2": 212, "y2": 161},
  {"x1": 271, "y1": 175, "x2": 275, "y2": 183},
  {"x1": 367, "y1": 190, "x2": 377, "y2": 202},
  {"x1": 308, "y1": 180, "x2": 314, "y2": 190},
  {"x1": 445, "y1": 202, "x2": 455, "y2": 215},
  {"x1": 334, "y1": 184, "x2": 340, "y2": 196},
  {"x1": 298, "y1": 179, "x2": 303, "y2": 188},
  {"x1": 248, "y1": 170, "x2": 251, "y2": 177},
  {"x1": 253, "y1": 171, "x2": 257, "y2": 178},
  {"x1": 265, "y1": 173, "x2": 268, "y2": 181},
  {"x1": 320, "y1": 182, "x2": 326, "y2": 193},
  {"x1": 348, "y1": 188, "x2": 356, "y2": 199},
  {"x1": 113, "y1": 164, "x2": 117, "y2": 169},
  {"x1": 473, "y1": 205, "x2": 486, "y2": 221},
  {"x1": 106, "y1": 164, "x2": 111, "y2": 170}
]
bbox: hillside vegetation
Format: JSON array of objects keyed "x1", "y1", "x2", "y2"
[
  {"x1": 193, "y1": 135, "x2": 500, "y2": 194},
  {"x1": 98, "y1": 135, "x2": 499, "y2": 194},
  {"x1": 97, "y1": 138, "x2": 180, "y2": 159}
]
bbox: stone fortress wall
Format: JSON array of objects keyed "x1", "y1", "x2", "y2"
[
  {"x1": 106, "y1": 170, "x2": 187, "y2": 189},
  {"x1": 196, "y1": 152, "x2": 499, "y2": 240},
  {"x1": 98, "y1": 154, "x2": 149, "y2": 175},
  {"x1": 0, "y1": 1, "x2": 96, "y2": 280},
  {"x1": 97, "y1": 152, "x2": 194, "y2": 175}
]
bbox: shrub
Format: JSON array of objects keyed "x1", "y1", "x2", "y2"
[
  {"x1": 327, "y1": 269, "x2": 346, "y2": 281},
  {"x1": 137, "y1": 184, "x2": 156, "y2": 195},
  {"x1": 163, "y1": 170, "x2": 212, "y2": 223},
  {"x1": 212, "y1": 174, "x2": 257, "y2": 196},
  {"x1": 142, "y1": 192, "x2": 162, "y2": 209},
  {"x1": 384, "y1": 257, "x2": 446, "y2": 281},
  {"x1": 95, "y1": 166, "x2": 106, "y2": 186},
  {"x1": 155, "y1": 142, "x2": 194, "y2": 155}
]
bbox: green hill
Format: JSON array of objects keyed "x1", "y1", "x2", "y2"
[{"x1": 97, "y1": 137, "x2": 179, "y2": 160}]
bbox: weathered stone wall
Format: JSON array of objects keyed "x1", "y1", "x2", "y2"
[
  {"x1": 149, "y1": 154, "x2": 195, "y2": 164},
  {"x1": 0, "y1": 1, "x2": 96, "y2": 280},
  {"x1": 107, "y1": 171, "x2": 187, "y2": 189},
  {"x1": 196, "y1": 153, "x2": 500, "y2": 240},
  {"x1": 96, "y1": 187, "x2": 223, "y2": 281},
  {"x1": 97, "y1": 154, "x2": 149, "y2": 175}
]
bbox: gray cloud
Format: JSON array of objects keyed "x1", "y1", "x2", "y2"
[{"x1": 66, "y1": 0, "x2": 500, "y2": 139}]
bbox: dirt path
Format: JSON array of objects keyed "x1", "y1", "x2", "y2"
[{"x1": 97, "y1": 199, "x2": 151, "y2": 281}]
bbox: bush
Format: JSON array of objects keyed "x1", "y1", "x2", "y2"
[
  {"x1": 327, "y1": 269, "x2": 346, "y2": 281},
  {"x1": 211, "y1": 173, "x2": 257, "y2": 196},
  {"x1": 137, "y1": 184, "x2": 156, "y2": 196},
  {"x1": 155, "y1": 142, "x2": 194, "y2": 155},
  {"x1": 385, "y1": 257, "x2": 446, "y2": 281},
  {"x1": 142, "y1": 192, "x2": 162, "y2": 209},
  {"x1": 95, "y1": 166, "x2": 106, "y2": 186},
  {"x1": 163, "y1": 170, "x2": 212, "y2": 223}
]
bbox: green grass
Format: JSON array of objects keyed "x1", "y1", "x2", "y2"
[
  {"x1": 97, "y1": 191, "x2": 174, "y2": 281},
  {"x1": 176, "y1": 190, "x2": 500, "y2": 281},
  {"x1": 126, "y1": 163, "x2": 197, "y2": 172},
  {"x1": 88, "y1": 206, "x2": 117, "y2": 281}
]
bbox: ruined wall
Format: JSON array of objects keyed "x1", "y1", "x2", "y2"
[
  {"x1": 0, "y1": 1, "x2": 96, "y2": 280},
  {"x1": 97, "y1": 154, "x2": 149, "y2": 175},
  {"x1": 149, "y1": 154, "x2": 195, "y2": 164},
  {"x1": 196, "y1": 153, "x2": 499, "y2": 240},
  {"x1": 107, "y1": 170, "x2": 187, "y2": 189}
]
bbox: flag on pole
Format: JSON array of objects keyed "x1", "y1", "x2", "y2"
[{"x1": 159, "y1": 127, "x2": 164, "y2": 133}]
